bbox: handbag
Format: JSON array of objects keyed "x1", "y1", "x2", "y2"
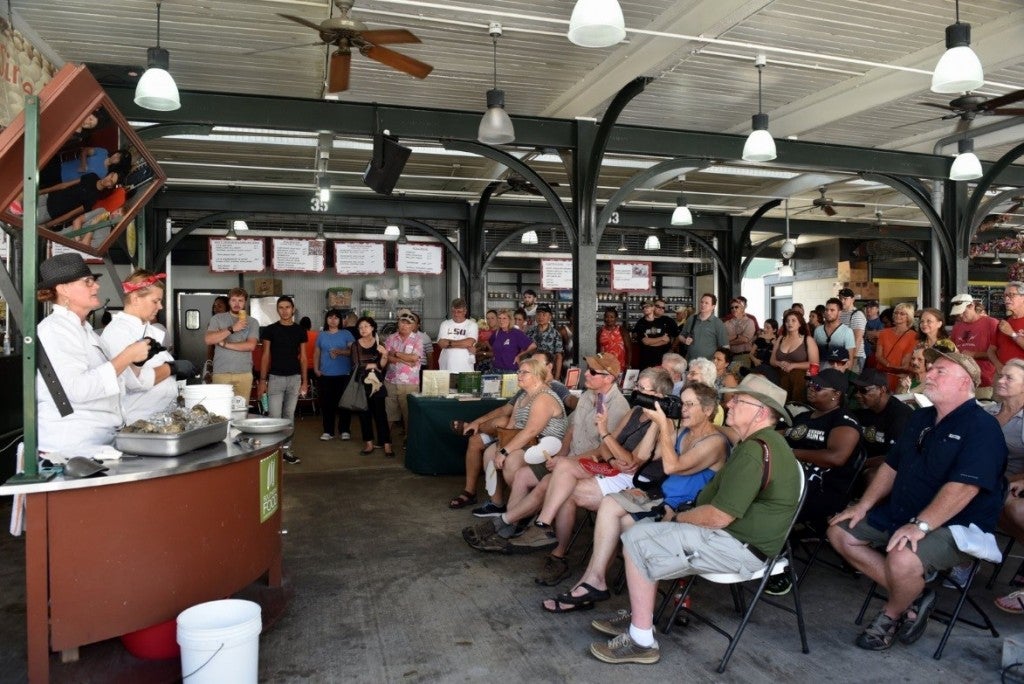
[
  {"x1": 632, "y1": 457, "x2": 668, "y2": 495},
  {"x1": 338, "y1": 377, "x2": 368, "y2": 412},
  {"x1": 495, "y1": 426, "x2": 539, "y2": 450}
]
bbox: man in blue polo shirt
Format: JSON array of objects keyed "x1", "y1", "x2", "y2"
[{"x1": 828, "y1": 350, "x2": 1006, "y2": 652}]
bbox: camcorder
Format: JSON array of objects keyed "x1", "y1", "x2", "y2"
[{"x1": 628, "y1": 390, "x2": 682, "y2": 419}]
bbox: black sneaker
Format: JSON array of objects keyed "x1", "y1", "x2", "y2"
[
  {"x1": 283, "y1": 451, "x2": 301, "y2": 464},
  {"x1": 765, "y1": 574, "x2": 792, "y2": 596},
  {"x1": 472, "y1": 501, "x2": 507, "y2": 518}
]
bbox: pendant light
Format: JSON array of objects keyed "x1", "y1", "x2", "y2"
[
  {"x1": 742, "y1": 54, "x2": 776, "y2": 162},
  {"x1": 315, "y1": 223, "x2": 326, "y2": 242},
  {"x1": 682, "y1": 236, "x2": 694, "y2": 254},
  {"x1": 644, "y1": 234, "x2": 661, "y2": 251},
  {"x1": 478, "y1": 23, "x2": 515, "y2": 145},
  {"x1": 568, "y1": 0, "x2": 626, "y2": 48},
  {"x1": 317, "y1": 174, "x2": 331, "y2": 202},
  {"x1": 384, "y1": 223, "x2": 401, "y2": 238},
  {"x1": 521, "y1": 229, "x2": 539, "y2": 245},
  {"x1": 778, "y1": 199, "x2": 795, "y2": 276},
  {"x1": 931, "y1": 0, "x2": 984, "y2": 94},
  {"x1": 993, "y1": 252, "x2": 1003, "y2": 266},
  {"x1": 949, "y1": 138, "x2": 983, "y2": 181},
  {"x1": 617, "y1": 233, "x2": 628, "y2": 252},
  {"x1": 134, "y1": 2, "x2": 181, "y2": 111},
  {"x1": 670, "y1": 175, "x2": 693, "y2": 226},
  {"x1": 548, "y1": 227, "x2": 559, "y2": 249},
  {"x1": 225, "y1": 223, "x2": 238, "y2": 240}
]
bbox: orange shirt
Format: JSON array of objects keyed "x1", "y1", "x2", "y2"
[{"x1": 598, "y1": 325, "x2": 628, "y2": 371}]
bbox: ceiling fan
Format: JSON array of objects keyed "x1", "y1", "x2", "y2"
[
  {"x1": 276, "y1": 0, "x2": 433, "y2": 93},
  {"x1": 910, "y1": 89, "x2": 1024, "y2": 133},
  {"x1": 493, "y1": 173, "x2": 562, "y2": 197},
  {"x1": 811, "y1": 186, "x2": 865, "y2": 217}
]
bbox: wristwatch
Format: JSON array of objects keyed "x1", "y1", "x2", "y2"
[
  {"x1": 910, "y1": 517, "x2": 931, "y2": 534},
  {"x1": 498, "y1": 447, "x2": 509, "y2": 457}
]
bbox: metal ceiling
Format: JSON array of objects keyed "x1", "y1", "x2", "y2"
[{"x1": 10, "y1": 0, "x2": 1024, "y2": 236}]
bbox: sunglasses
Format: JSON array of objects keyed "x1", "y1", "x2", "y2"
[
  {"x1": 916, "y1": 426, "x2": 933, "y2": 454},
  {"x1": 853, "y1": 385, "x2": 879, "y2": 395},
  {"x1": 587, "y1": 368, "x2": 611, "y2": 377},
  {"x1": 805, "y1": 381, "x2": 833, "y2": 393}
]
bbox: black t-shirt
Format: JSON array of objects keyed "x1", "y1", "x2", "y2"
[
  {"x1": 633, "y1": 317, "x2": 678, "y2": 369},
  {"x1": 46, "y1": 172, "x2": 101, "y2": 219},
  {"x1": 784, "y1": 407, "x2": 861, "y2": 519},
  {"x1": 855, "y1": 396, "x2": 914, "y2": 459},
  {"x1": 260, "y1": 322, "x2": 307, "y2": 376}
]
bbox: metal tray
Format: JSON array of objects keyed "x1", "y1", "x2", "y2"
[
  {"x1": 114, "y1": 421, "x2": 230, "y2": 457},
  {"x1": 232, "y1": 418, "x2": 292, "y2": 434}
]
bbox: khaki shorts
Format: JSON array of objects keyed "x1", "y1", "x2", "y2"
[
  {"x1": 840, "y1": 518, "x2": 969, "y2": 577},
  {"x1": 621, "y1": 522, "x2": 765, "y2": 583}
]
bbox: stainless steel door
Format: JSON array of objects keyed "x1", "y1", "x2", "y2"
[{"x1": 176, "y1": 292, "x2": 221, "y2": 375}]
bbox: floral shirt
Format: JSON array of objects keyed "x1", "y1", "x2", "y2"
[
  {"x1": 384, "y1": 332, "x2": 423, "y2": 385},
  {"x1": 531, "y1": 323, "x2": 564, "y2": 357},
  {"x1": 598, "y1": 325, "x2": 628, "y2": 371}
]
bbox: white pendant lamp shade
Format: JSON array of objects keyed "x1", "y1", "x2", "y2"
[
  {"x1": 617, "y1": 234, "x2": 628, "y2": 252},
  {"x1": 384, "y1": 224, "x2": 401, "y2": 238},
  {"x1": 568, "y1": 0, "x2": 626, "y2": 48},
  {"x1": 644, "y1": 235, "x2": 661, "y2": 251},
  {"x1": 135, "y1": 47, "x2": 180, "y2": 111},
  {"x1": 778, "y1": 262, "x2": 794, "y2": 277},
  {"x1": 478, "y1": 89, "x2": 515, "y2": 144},
  {"x1": 950, "y1": 139, "x2": 982, "y2": 181},
  {"x1": 521, "y1": 229, "x2": 539, "y2": 245},
  {"x1": 743, "y1": 113, "x2": 776, "y2": 162},
  {"x1": 671, "y1": 196, "x2": 693, "y2": 226},
  {"x1": 931, "y1": 22, "x2": 984, "y2": 94}
]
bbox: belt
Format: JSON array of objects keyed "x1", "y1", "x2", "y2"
[{"x1": 744, "y1": 543, "x2": 768, "y2": 563}]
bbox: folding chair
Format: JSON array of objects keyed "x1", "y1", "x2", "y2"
[
  {"x1": 855, "y1": 556, "x2": 1000, "y2": 659},
  {"x1": 653, "y1": 460, "x2": 809, "y2": 673}
]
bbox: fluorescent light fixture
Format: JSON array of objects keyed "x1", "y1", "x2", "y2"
[
  {"x1": 950, "y1": 138, "x2": 983, "y2": 181},
  {"x1": 931, "y1": 2, "x2": 984, "y2": 94},
  {"x1": 521, "y1": 229, "x2": 539, "y2": 245},
  {"x1": 671, "y1": 196, "x2": 693, "y2": 226},
  {"x1": 568, "y1": 0, "x2": 626, "y2": 48},
  {"x1": 384, "y1": 224, "x2": 401, "y2": 238},
  {"x1": 134, "y1": 3, "x2": 180, "y2": 111},
  {"x1": 644, "y1": 235, "x2": 661, "y2": 251}
]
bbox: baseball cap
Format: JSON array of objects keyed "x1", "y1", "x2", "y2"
[
  {"x1": 826, "y1": 347, "x2": 850, "y2": 363},
  {"x1": 812, "y1": 368, "x2": 849, "y2": 393},
  {"x1": 949, "y1": 293, "x2": 974, "y2": 316},
  {"x1": 398, "y1": 313, "x2": 416, "y2": 323},
  {"x1": 837, "y1": 287, "x2": 856, "y2": 299},
  {"x1": 923, "y1": 347, "x2": 981, "y2": 387},
  {"x1": 585, "y1": 352, "x2": 622, "y2": 378},
  {"x1": 851, "y1": 368, "x2": 888, "y2": 389},
  {"x1": 536, "y1": 304, "x2": 553, "y2": 314}
]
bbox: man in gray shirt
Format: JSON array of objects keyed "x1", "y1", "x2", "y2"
[
  {"x1": 681, "y1": 293, "x2": 728, "y2": 362},
  {"x1": 204, "y1": 287, "x2": 260, "y2": 402}
]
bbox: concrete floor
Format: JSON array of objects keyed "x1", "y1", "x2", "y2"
[{"x1": 1, "y1": 414, "x2": 1022, "y2": 682}]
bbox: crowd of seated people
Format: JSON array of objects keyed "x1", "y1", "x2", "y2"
[{"x1": 447, "y1": 285, "x2": 1024, "y2": 665}]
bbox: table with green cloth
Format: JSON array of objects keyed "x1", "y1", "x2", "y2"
[{"x1": 406, "y1": 394, "x2": 508, "y2": 475}]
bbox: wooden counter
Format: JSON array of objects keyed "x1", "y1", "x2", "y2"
[{"x1": 0, "y1": 431, "x2": 291, "y2": 682}]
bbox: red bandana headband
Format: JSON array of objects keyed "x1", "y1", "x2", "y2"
[{"x1": 122, "y1": 272, "x2": 167, "y2": 293}]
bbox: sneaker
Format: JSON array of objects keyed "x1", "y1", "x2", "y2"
[
  {"x1": 854, "y1": 610, "x2": 902, "y2": 651},
  {"x1": 508, "y1": 523, "x2": 557, "y2": 554},
  {"x1": 897, "y1": 588, "x2": 936, "y2": 645},
  {"x1": 592, "y1": 609, "x2": 632, "y2": 636},
  {"x1": 340, "y1": 432, "x2": 351, "y2": 441},
  {"x1": 765, "y1": 574, "x2": 792, "y2": 596},
  {"x1": 589, "y1": 633, "x2": 660, "y2": 665},
  {"x1": 942, "y1": 563, "x2": 972, "y2": 589},
  {"x1": 534, "y1": 554, "x2": 570, "y2": 586},
  {"x1": 463, "y1": 518, "x2": 500, "y2": 545},
  {"x1": 468, "y1": 530, "x2": 512, "y2": 553},
  {"x1": 319, "y1": 433, "x2": 333, "y2": 441},
  {"x1": 472, "y1": 501, "x2": 507, "y2": 518},
  {"x1": 283, "y1": 451, "x2": 301, "y2": 464}
]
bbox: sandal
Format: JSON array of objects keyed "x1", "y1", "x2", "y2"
[
  {"x1": 854, "y1": 610, "x2": 901, "y2": 651},
  {"x1": 995, "y1": 589, "x2": 1024, "y2": 614},
  {"x1": 449, "y1": 491, "x2": 478, "y2": 509},
  {"x1": 541, "y1": 598, "x2": 595, "y2": 613},
  {"x1": 554, "y1": 582, "x2": 611, "y2": 606}
]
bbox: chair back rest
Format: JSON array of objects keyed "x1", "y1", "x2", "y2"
[{"x1": 775, "y1": 459, "x2": 808, "y2": 560}]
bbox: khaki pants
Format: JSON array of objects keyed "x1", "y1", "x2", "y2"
[
  {"x1": 211, "y1": 372, "x2": 254, "y2": 406},
  {"x1": 385, "y1": 381, "x2": 418, "y2": 427}
]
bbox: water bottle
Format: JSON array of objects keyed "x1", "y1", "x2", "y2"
[{"x1": 260, "y1": 393, "x2": 269, "y2": 414}]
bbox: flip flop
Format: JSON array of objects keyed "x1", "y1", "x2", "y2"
[
  {"x1": 449, "y1": 491, "x2": 478, "y2": 509},
  {"x1": 541, "y1": 598, "x2": 595, "y2": 613},
  {"x1": 995, "y1": 589, "x2": 1024, "y2": 614},
  {"x1": 554, "y1": 582, "x2": 611, "y2": 606}
]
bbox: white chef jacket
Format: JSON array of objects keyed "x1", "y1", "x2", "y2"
[
  {"x1": 36, "y1": 305, "x2": 125, "y2": 459},
  {"x1": 101, "y1": 311, "x2": 178, "y2": 422}
]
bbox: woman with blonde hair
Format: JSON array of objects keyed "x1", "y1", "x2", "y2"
[{"x1": 875, "y1": 302, "x2": 919, "y2": 391}]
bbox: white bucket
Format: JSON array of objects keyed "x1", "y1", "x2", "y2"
[{"x1": 177, "y1": 599, "x2": 262, "y2": 683}]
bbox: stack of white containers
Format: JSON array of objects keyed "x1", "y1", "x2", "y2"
[{"x1": 182, "y1": 384, "x2": 234, "y2": 420}]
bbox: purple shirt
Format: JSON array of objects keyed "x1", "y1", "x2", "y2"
[{"x1": 491, "y1": 328, "x2": 533, "y2": 372}]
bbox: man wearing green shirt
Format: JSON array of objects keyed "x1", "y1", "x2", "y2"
[{"x1": 588, "y1": 374, "x2": 800, "y2": 665}]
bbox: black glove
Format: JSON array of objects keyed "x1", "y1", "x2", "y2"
[
  {"x1": 171, "y1": 359, "x2": 197, "y2": 379},
  {"x1": 133, "y1": 337, "x2": 166, "y2": 366}
]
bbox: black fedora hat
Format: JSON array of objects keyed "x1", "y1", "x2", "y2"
[{"x1": 38, "y1": 253, "x2": 102, "y2": 290}]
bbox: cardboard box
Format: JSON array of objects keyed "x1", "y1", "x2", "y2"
[
  {"x1": 838, "y1": 260, "x2": 869, "y2": 282},
  {"x1": 836, "y1": 281, "x2": 879, "y2": 300},
  {"x1": 327, "y1": 287, "x2": 353, "y2": 308},
  {"x1": 253, "y1": 277, "x2": 283, "y2": 296}
]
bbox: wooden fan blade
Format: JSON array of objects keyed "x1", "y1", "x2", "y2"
[
  {"x1": 892, "y1": 115, "x2": 946, "y2": 130},
  {"x1": 990, "y1": 108, "x2": 1024, "y2": 116},
  {"x1": 328, "y1": 51, "x2": 351, "y2": 93},
  {"x1": 919, "y1": 102, "x2": 955, "y2": 111},
  {"x1": 362, "y1": 45, "x2": 433, "y2": 79},
  {"x1": 823, "y1": 205, "x2": 837, "y2": 217},
  {"x1": 242, "y1": 40, "x2": 325, "y2": 56},
  {"x1": 359, "y1": 29, "x2": 420, "y2": 45},
  {"x1": 277, "y1": 13, "x2": 322, "y2": 31},
  {"x1": 834, "y1": 202, "x2": 866, "y2": 208},
  {"x1": 981, "y1": 88, "x2": 1024, "y2": 111}
]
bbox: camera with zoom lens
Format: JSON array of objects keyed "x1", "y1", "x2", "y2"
[{"x1": 628, "y1": 390, "x2": 682, "y2": 419}]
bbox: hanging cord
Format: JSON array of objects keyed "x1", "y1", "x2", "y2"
[
  {"x1": 156, "y1": 1, "x2": 162, "y2": 47},
  {"x1": 492, "y1": 35, "x2": 498, "y2": 90},
  {"x1": 757, "y1": 63, "x2": 763, "y2": 113},
  {"x1": 954, "y1": 0, "x2": 960, "y2": 23}
]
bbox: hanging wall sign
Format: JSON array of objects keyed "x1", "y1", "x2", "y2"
[
  {"x1": 335, "y1": 241, "x2": 386, "y2": 275},
  {"x1": 610, "y1": 261, "x2": 652, "y2": 291},
  {"x1": 272, "y1": 238, "x2": 325, "y2": 272},
  {"x1": 541, "y1": 259, "x2": 573, "y2": 290},
  {"x1": 50, "y1": 240, "x2": 103, "y2": 264},
  {"x1": 396, "y1": 243, "x2": 443, "y2": 274},
  {"x1": 209, "y1": 238, "x2": 266, "y2": 273}
]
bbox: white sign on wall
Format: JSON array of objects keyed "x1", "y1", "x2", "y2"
[
  {"x1": 272, "y1": 238, "x2": 325, "y2": 272},
  {"x1": 209, "y1": 238, "x2": 266, "y2": 273},
  {"x1": 396, "y1": 243, "x2": 443, "y2": 274},
  {"x1": 335, "y1": 241, "x2": 386, "y2": 275},
  {"x1": 541, "y1": 259, "x2": 573, "y2": 290},
  {"x1": 50, "y1": 240, "x2": 103, "y2": 264}
]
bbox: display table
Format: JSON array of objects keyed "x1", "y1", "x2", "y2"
[
  {"x1": 0, "y1": 430, "x2": 291, "y2": 683},
  {"x1": 405, "y1": 395, "x2": 507, "y2": 475}
]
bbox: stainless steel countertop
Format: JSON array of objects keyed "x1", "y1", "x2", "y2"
[{"x1": 0, "y1": 428, "x2": 292, "y2": 495}]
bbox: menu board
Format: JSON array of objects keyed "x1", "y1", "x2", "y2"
[
  {"x1": 541, "y1": 259, "x2": 573, "y2": 290},
  {"x1": 396, "y1": 243, "x2": 443, "y2": 274},
  {"x1": 209, "y1": 238, "x2": 266, "y2": 273},
  {"x1": 335, "y1": 241, "x2": 386, "y2": 275},
  {"x1": 272, "y1": 238, "x2": 325, "y2": 272},
  {"x1": 50, "y1": 240, "x2": 103, "y2": 264},
  {"x1": 610, "y1": 260, "x2": 652, "y2": 291}
]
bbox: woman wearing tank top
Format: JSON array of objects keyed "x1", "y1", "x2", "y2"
[{"x1": 771, "y1": 310, "x2": 819, "y2": 403}]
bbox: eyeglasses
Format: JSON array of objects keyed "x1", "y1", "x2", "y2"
[
  {"x1": 516, "y1": 370, "x2": 531, "y2": 376},
  {"x1": 730, "y1": 397, "x2": 764, "y2": 411},
  {"x1": 681, "y1": 400, "x2": 700, "y2": 409},
  {"x1": 74, "y1": 276, "x2": 98, "y2": 286},
  {"x1": 916, "y1": 426, "x2": 933, "y2": 454},
  {"x1": 805, "y1": 381, "x2": 828, "y2": 392},
  {"x1": 853, "y1": 385, "x2": 879, "y2": 395},
  {"x1": 587, "y1": 368, "x2": 611, "y2": 377},
  {"x1": 654, "y1": 304, "x2": 665, "y2": 309},
  {"x1": 1005, "y1": 292, "x2": 1022, "y2": 299},
  {"x1": 636, "y1": 384, "x2": 655, "y2": 392}
]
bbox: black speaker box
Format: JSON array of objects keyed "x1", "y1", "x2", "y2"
[{"x1": 362, "y1": 134, "x2": 411, "y2": 195}]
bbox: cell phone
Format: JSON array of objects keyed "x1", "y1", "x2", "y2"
[{"x1": 596, "y1": 393, "x2": 604, "y2": 414}]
